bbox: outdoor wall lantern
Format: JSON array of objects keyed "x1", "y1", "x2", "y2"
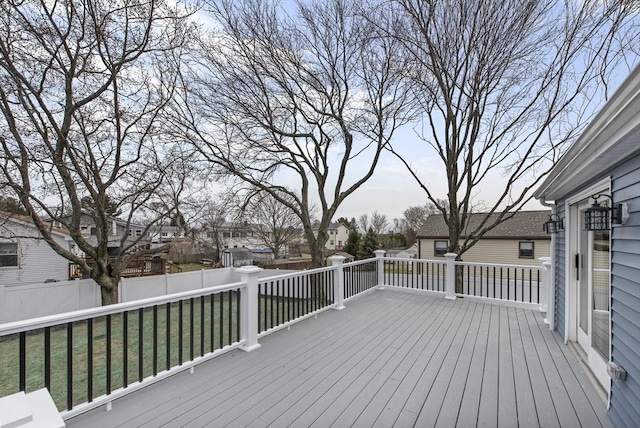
[
  {"x1": 543, "y1": 214, "x2": 564, "y2": 234},
  {"x1": 583, "y1": 194, "x2": 629, "y2": 231}
]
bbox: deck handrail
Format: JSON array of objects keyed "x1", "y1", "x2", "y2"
[
  {"x1": 455, "y1": 260, "x2": 543, "y2": 270},
  {"x1": 256, "y1": 265, "x2": 335, "y2": 284},
  {"x1": 0, "y1": 281, "x2": 246, "y2": 336},
  {"x1": 343, "y1": 258, "x2": 378, "y2": 268},
  {"x1": 0, "y1": 253, "x2": 550, "y2": 419}
]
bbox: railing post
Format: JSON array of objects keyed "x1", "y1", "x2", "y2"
[
  {"x1": 374, "y1": 250, "x2": 386, "y2": 289},
  {"x1": 538, "y1": 257, "x2": 551, "y2": 315},
  {"x1": 329, "y1": 255, "x2": 346, "y2": 310},
  {"x1": 444, "y1": 253, "x2": 457, "y2": 300},
  {"x1": 238, "y1": 266, "x2": 262, "y2": 352}
]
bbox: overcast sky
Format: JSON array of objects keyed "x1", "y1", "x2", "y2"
[
  {"x1": 329, "y1": 124, "x2": 548, "y2": 222},
  {"x1": 194, "y1": 2, "x2": 635, "y2": 224}
]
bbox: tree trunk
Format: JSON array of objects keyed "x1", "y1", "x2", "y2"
[
  {"x1": 455, "y1": 255, "x2": 464, "y2": 294},
  {"x1": 100, "y1": 282, "x2": 119, "y2": 305},
  {"x1": 94, "y1": 269, "x2": 120, "y2": 305},
  {"x1": 310, "y1": 244, "x2": 325, "y2": 269}
]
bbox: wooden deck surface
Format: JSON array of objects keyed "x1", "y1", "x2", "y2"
[{"x1": 66, "y1": 289, "x2": 612, "y2": 427}]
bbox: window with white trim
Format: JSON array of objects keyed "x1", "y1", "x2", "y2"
[
  {"x1": 434, "y1": 240, "x2": 448, "y2": 256},
  {"x1": 519, "y1": 241, "x2": 534, "y2": 259},
  {"x1": 0, "y1": 243, "x2": 18, "y2": 267}
]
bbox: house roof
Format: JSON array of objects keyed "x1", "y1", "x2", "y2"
[
  {"x1": 534, "y1": 65, "x2": 640, "y2": 201},
  {"x1": 328, "y1": 222, "x2": 348, "y2": 230},
  {"x1": 223, "y1": 247, "x2": 253, "y2": 259},
  {"x1": 0, "y1": 212, "x2": 70, "y2": 238},
  {"x1": 399, "y1": 243, "x2": 419, "y2": 255},
  {"x1": 417, "y1": 210, "x2": 551, "y2": 240},
  {"x1": 385, "y1": 249, "x2": 404, "y2": 257},
  {"x1": 251, "y1": 248, "x2": 273, "y2": 254},
  {"x1": 324, "y1": 250, "x2": 354, "y2": 259}
]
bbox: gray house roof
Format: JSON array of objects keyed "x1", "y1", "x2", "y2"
[
  {"x1": 417, "y1": 210, "x2": 551, "y2": 240},
  {"x1": 223, "y1": 247, "x2": 254, "y2": 260},
  {"x1": 0, "y1": 212, "x2": 71, "y2": 239}
]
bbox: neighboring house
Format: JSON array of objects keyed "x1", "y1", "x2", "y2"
[
  {"x1": 0, "y1": 213, "x2": 73, "y2": 285},
  {"x1": 56, "y1": 213, "x2": 187, "y2": 254},
  {"x1": 221, "y1": 247, "x2": 254, "y2": 267},
  {"x1": 316, "y1": 222, "x2": 350, "y2": 251},
  {"x1": 392, "y1": 243, "x2": 418, "y2": 259},
  {"x1": 147, "y1": 224, "x2": 185, "y2": 244},
  {"x1": 534, "y1": 66, "x2": 640, "y2": 426},
  {"x1": 384, "y1": 248, "x2": 404, "y2": 258},
  {"x1": 202, "y1": 221, "x2": 301, "y2": 260},
  {"x1": 54, "y1": 212, "x2": 148, "y2": 256},
  {"x1": 251, "y1": 248, "x2": 274, "y2": 265},
  {"x1": 417, "y1": 211, "x2": 551, "y2": 266},
  {"x1": 203, "y1": 222, "x2": 266, "y2": 250},
  {"x1": 324, "y1": 250, "x2": 355, "y2": 264}
]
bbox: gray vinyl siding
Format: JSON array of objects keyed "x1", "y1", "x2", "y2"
[
  {"x1": 609, "y1": 153, "x2": 640, "y2": 428},
  {"x1": 0, "y1": 222, "x2": 69, "y2": 286},
  {"x1": 554, "y1": 202, "x2": 567, "y2": 339}
]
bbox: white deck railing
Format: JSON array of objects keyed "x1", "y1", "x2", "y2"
[{"x1": 0, "y1": 252, "x2": 551, "y2": 420}]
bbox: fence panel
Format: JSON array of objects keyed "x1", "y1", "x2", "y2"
[{"x1": 0, "y1": 280, "x2": 100, "y2": 323}]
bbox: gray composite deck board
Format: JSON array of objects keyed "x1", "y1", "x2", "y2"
[
  {"x1": 477, "y1": 304, "x2": 500, "y2": 428},
  {"x1": 454, "y1": 302, "x2": 491, "y2": 428},
  {"x1": 497, "y1": 306, "x2": 518, "y2": 427},
  {"x1": 509, "y1": 307, "x2": 539, "y2": 428},
  {"x1": 66, "y1": 289, "x2": 612, "y2": 428}
]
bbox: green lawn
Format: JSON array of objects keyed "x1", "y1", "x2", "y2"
[
  {"x1": 0, "y1": 292, "x2": 314, "y2": 411},
  {"x1": 174, "y1": 263, "x2": 215, "y2": 272}
]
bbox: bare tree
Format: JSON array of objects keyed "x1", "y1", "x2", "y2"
[
  {"x1": 358, "y1": 214, "x2": 370, "y2": 235},
  {"x1": 200, "y1": 196, "x2": 233, "y2": 265},
  {"x1": 386, "y1": 0, "x2": 639, "y2": 257},
  {"x1": 398, "y1": 201, "x2": 442, "y2": 245},
  {"x1": 401, "y1": 204, "x2": 428, "y2": 245},
  {"x1": 177, "y1": 0, "x2": 416, "y2": 267},
  {"x1": 242, "y1": 191, "x2": 302, "y2": 260},
  {"x1": 0, "y1": 0, "x2": 196, "y2": 304},
  {"x1": 370, "y1": 211, "x2": 389, "y2": 235}
]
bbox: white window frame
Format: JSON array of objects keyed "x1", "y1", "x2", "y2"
[
  {"x1": 518, "y1": 241, "x2": 535, "y2": 259},
  {"x1": 0, "y1": 242, "x2": 18, "y2": 267},
  {"x1": 434, "y1": 240, "x2": 448, "y2": 256}
]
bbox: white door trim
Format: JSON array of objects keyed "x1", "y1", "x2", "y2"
[
  {"x1": 563, "y1": 177, "x2": 611, "y2": 343},
  {"x1": 564, "y1": 177, "x2": 611, "y2": 395}
]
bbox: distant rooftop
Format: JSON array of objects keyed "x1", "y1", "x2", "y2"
[
  {"x1": 0, "y1": 211, "x2": 70, "y2": 236},
  {"x1": 417, "y1": 210, "x2": 551, "y2": 240}
]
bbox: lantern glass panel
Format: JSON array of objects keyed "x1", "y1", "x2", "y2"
[
  {"x1": 584, "y1": 207, "x2": 609, "y2": 231},
  {"x1": 543, "y1": 216, "x2": 563, "y2": 234},
  {"x1": 544, "y1": 220, "x2": 556, "y2": 234}
]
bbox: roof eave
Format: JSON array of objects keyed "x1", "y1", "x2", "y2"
[{"x1": 534, "y1": 65, "x2": 640, "y2": 202}]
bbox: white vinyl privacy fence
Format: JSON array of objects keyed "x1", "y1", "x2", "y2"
[{"x1": 0, "y1": 268, "x2": 295, "y2": 323}]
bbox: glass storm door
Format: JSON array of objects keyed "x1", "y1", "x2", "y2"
[{"x1": 576, "y1": 200, "x2": 611, "y2": 389}]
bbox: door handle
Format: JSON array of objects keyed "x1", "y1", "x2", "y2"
[{"x1": 575, "y1": 253, "x2": 580, "y2": 281}]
